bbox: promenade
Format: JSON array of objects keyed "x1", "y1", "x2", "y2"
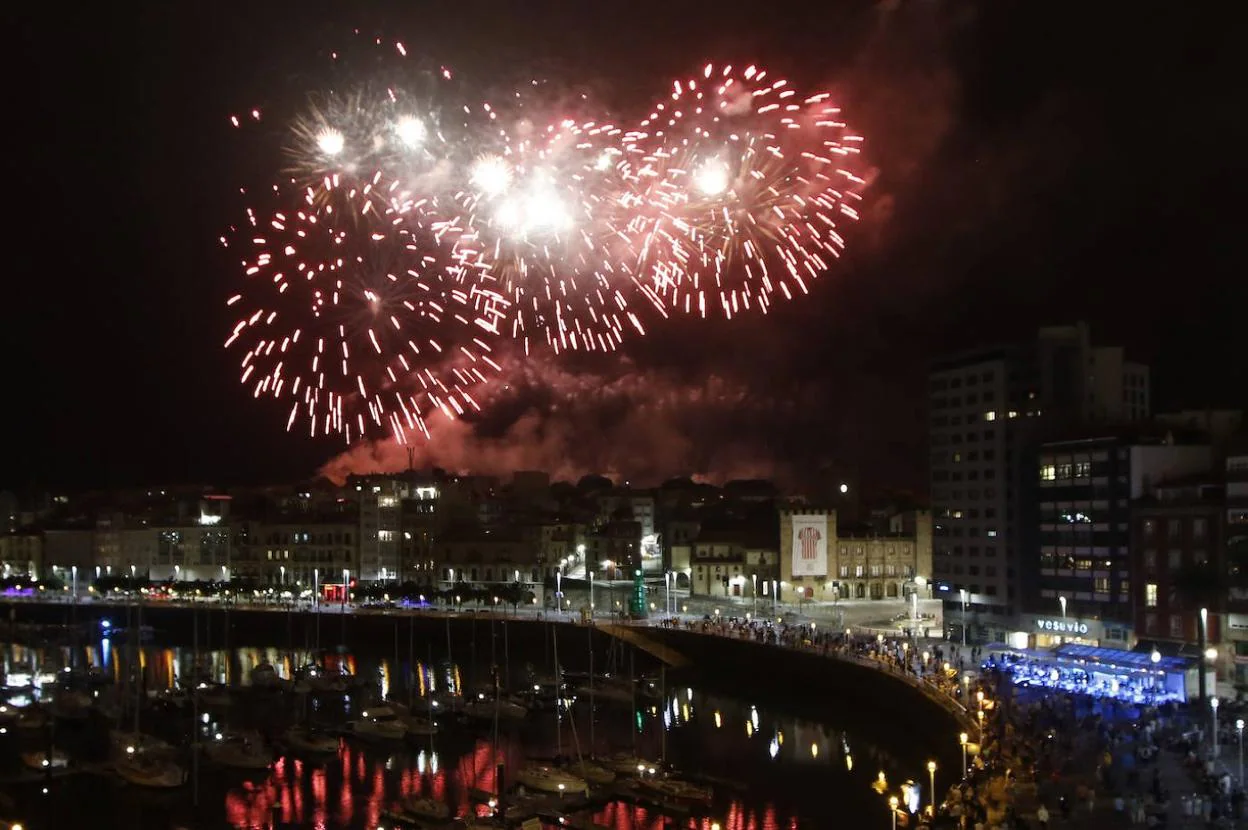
[{"x1": 641, "y1": 615, "x2": 1247, "y2": 830}]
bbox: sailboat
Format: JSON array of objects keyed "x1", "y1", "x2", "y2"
[
  {"x1": 601, "y1": 645, "x2": 655, "y2": 775},
  {"x1": 348, "y1": 705, "x2": 409, "y2": 741},
  {"x1": 204, "y1": 732, "x2": 274, "y2": 771},
  {"x1": 515, "y1": 622, "x2": 587, "y2": 796},
  {"x1": 115, "y1": 748, "x2": 185, "y2": 789},
  {"x1": 21, "y1": 749, "x2": 70, "y2": 772},
  {"x1": 112, "y1": 595, "x2": 186, "y2": 789},
  {"x1": 280, "y1": 725, "x2": 340, "y2": 756}
]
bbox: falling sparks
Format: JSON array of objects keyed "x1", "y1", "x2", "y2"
[{"x1": 226, "y1": 38, "x2": 868, "y2": 441}]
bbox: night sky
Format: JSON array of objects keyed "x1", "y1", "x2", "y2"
[{"x1": 7, "y1": 2, "x2": 1245, "y2": 495}]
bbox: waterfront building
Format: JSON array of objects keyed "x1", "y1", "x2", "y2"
[
  {"x1": 777, "y1": 507, "x2": 931, "y2": 604},
  {"x1": 928, "y1": 322, "x2": 1150, "y2": 642},
  {"x1": 1018, "y1": 428, "x2": 1211, "y2": 650}
]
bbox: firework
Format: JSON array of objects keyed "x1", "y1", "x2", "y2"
[
  {"x1": 624, "y1": 63, "x2": 867, "y2": 319},
  {"x1": 450, "y1": 105, "x2": 659, "y2": 355},
  {"x1": 222, "y1": 187, "x2": 508, "y2": 443},
  {"x1": 226, "y1": 47, "x2": 870, "y2": 442}
]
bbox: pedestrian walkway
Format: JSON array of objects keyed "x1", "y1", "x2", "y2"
[{"x1": 1153, "y1": 746, "x2": 1213, "y2": 828}]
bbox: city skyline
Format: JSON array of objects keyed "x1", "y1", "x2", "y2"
[{"x1": 7, "y1": 2, "x2": 1243, "y2": 496}]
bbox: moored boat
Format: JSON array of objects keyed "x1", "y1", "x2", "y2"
[
  {"x1": 281, "y1": 725, "x2": 339, "y2": 756},
  {"x1": 21, "y1": 749, "x2": 70, "y2": 772},
  {"x1": 569, "y1": 759, "x2": 615, "y2": 785},
  {"x1": 115, "y1": 752, "x2": 184, "y2": 789},
  {"x1": 637, "y1": 774, "x2": 713, "y2": 803},
  {"x1": 513, "y1": 763, "x2": 587, "y2": 795},
  {"x1": 399, "y1": 795, "x2": 452, "y2": 822},
  {"x1": 601, "y1": 753, "x2": 656, "y2": 776},
  {"x1": 348, "y1": 706, "x2": 408, "y2": 741},
  {"x1": 205, "y1": 732, "x2": 273, "y2": 771}
]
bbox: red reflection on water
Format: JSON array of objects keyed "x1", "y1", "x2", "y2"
[{"x1": 593, "y1": 801, "x2": 788, "y2": 830}]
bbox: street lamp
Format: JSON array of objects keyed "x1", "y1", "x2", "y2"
[
  {"x1": 665, "y1": 571, "x2": 671, "y2": 617},
  {"x1": 888, "y1": 795, "x2": 899, "y2": 830},
  {"x1": 1059, "y1": 595, "x2": 1067, "y2": 620},
  {"x1": 589, "y1": 571, "x2": 595, "y2": 618},
  {"x1": 279, "y1": 565, "x2": 285, "y2": 587},
  {"x1": 959, "y1": 588, "x2": 968, "y2": 647},
  {"x1": 1238, "y1": 718, "x2": 1245, "y2": 785},
  {"x1": 751, "y1": 573, "x2": 758, "y2": 617},
  {"x1": 959, "y1": 732, "x2": 968, "y2": 778},
  {"x1": 1212, "y1": 696, "x2": 1220, "y2": 757},
  {"x1": 927, "y1": 761, "x2": 937, "y2": 813},
  {"x1": 342, "y1": 568, "x2": 349, "y2": 615}
]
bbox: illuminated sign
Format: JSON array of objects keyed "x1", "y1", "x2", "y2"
[{"x1": 1034, "y1": 618, "x2": 1089, "y2": 635}]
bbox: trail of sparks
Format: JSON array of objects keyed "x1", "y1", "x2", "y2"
[{"x1": 226, "y1": 40, "x2": 868, "y2": 440}]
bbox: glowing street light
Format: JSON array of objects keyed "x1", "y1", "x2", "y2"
[
  {"x1": 927, "y1": 761, "x2": 937, "y2": 813},
  {"x1": 888, "y1": 795, "x2": 899, "y2": 830},
  {"x1": 959, "y1": 732, "x2": 968, "y2": 778},
  {"x1": 1238, "y1": 718, "x2": 1245, "y2": 785}
]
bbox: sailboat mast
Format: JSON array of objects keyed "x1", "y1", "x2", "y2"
[
  {"x1": 588, "y1": 628, "x2": 595, "y2": 755},
  {"x1": 660, "y1": 666, "x2": 667, "y2": 765},
  {"x1": 630, "y1": 647, "x2": 637, "y2": 757},
  {"x1": 553, "y1": 624, "x2": 562, "y2": 758}
]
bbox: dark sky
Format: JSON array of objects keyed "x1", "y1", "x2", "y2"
[{"x1": 6, "y1": 2, "x2": 1245, "y2": 495}]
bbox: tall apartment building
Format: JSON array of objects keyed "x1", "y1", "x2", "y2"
[
  {"x1": 928, "y1": 322, "x2": 1150, "y2": 642},
  {"x1": 1025, "y1": 431, "x2": 1211, "y2": 649}
]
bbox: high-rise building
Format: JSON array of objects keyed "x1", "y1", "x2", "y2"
[
  {"x1": 928, "y1": 322, "x2": 1149, "y2": 642},
  {"x1": 1023, "y1": 430, "x2": 1211, "y2": 649}
]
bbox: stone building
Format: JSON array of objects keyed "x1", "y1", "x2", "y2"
[{"x1": 778, "y1": 508, "x2": 932, "y2": 602}]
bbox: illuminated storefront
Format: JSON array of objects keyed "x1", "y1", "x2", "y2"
[
  {"x1": 1012, "y1": 614, "x2": 1104, "y2": 649},
  {"x1": 991, "y1": 643, "x2": 1197, "y2": 704}
]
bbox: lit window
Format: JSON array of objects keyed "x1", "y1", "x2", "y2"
[
  {"x1": 1145, "y1": 583, "x2": 1158, "y2": 608},
  {"x1": 1007, "y1": 411, "x2": 1019, "y2": 419},
  {"x1": 1040, "y1": 465, "x2": 1057, "y2": 481},
  {"x1": 984, "y1": 411, "x2": 997, "y2": 421}
]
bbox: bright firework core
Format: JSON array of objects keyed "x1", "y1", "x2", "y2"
[
  {"x1": 316, "y1": 127, "x2": 346, "y2": 157},
  {"x1": 694, "y1": 160, "x2": 731, "y2": 196},
  {"x1": 394, "y1": 116, "x2": 426, "y2": 148},
  {"x1": 495, "y1": 188, "x2": 573, "y2": 237},
  {"x1": 470, "y1": 156, "x2": 512, "y2": 197}
]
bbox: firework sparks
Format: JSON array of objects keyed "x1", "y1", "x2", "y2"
[
  {"x1": 223, "y1": 187, "x2": 508, "y2": 444},
  {"x1": 624, "y1": 64, "x2": 867, "y2": 319},
  {"x1": 225, "y1": 47, "x2": 868, "y2": 441}
]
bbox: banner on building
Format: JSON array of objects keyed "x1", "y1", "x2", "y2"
[{"x1": 790, "y1": 515, "x2": 828, "y2": 577}]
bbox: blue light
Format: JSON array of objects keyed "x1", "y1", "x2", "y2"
[{"x1": 100, "y1": 619, "x2": 111, "y2": 630}]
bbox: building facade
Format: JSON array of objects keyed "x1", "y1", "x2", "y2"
[
  {"x1": 778, "y1": 508, "x2": 931, "y2": 603},
  {"x1": 929, "y1": 322, "x2": 1150, "y2": 642},
  {"x1": 1131, "y1": 477, "x2": 1226, "y2": 659},
  {"x1": 1024, "y1": 433, "x2": 1212, "y2": 649}
]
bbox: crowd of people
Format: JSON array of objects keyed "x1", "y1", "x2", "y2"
[{"x1": 664, "y1": 614, "x2": 1246, "y2": 828}]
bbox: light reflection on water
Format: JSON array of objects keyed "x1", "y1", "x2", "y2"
[{"x1": 2, "y1": 640, "x2": 928, "y2": 829}]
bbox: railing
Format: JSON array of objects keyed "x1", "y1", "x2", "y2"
[{"x1": 639, "y1": 621, "x2": 980, "y2": 738}]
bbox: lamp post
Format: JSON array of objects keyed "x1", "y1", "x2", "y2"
[
  {"x1": 589, "y1": 571, "x2": 595, "y2": 619},
  {"x1": 960, "y1": 588, "x2": 968, "y2": 647},
  {"x1": 888, "y1": 795, "x2": 899, "y2": 830},
  {"x1": 665, "y1": 571, "x2": 671, "y2": 617},
  {"x1": 751, "y1": 573, "x2": 758, "y2": 618},
  {"x1": 927, "y1": 761, "x2": 937, "y2": 813},
  {"x1": 959, "y1": 732, "x2": 968, "y2": 778},
  {"x1": 1238, "y1": 718, "x2": 1245, "y2": 785},
  {"x1": 556, "y1": 571, "x2": 562, "y2": 616},
  {"x1": 772, "y1": 579, "x2": 778, "y2": 615},
  {"x1": 313, "y1": 568, "x2": 319, "y2": 611},
  {"x1": 1199, "y1": 607, "x2": 1210, "y2": 703},
  {"x1": 1211, "y1": 696, "x2": 1220, "y2": 758}
]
